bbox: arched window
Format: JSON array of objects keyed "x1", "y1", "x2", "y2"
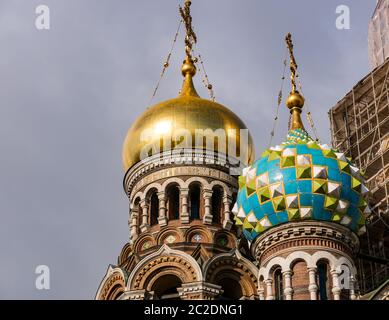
[
  {"x1": 189, "y1": 184, "x2": 201, "y2": 220},
  {"x1": 106, "y1": 284, "x2": 124, "y2": 300},
  {"x1": 211, "y1": 187, "x2": 223, "y2": 224},
  {"x1": 274, "y1": 267, "x2": 283, "y2": 300},
  {"x1": 151, "y1": 274, "x2": 182, "y2": 300},
  {"x1": 218, "y1": 278, "x2": 243, "y2": 300},
  {"x1": 167, "y1": 185, "x2": 180, "y2": 220},
  {"x1": 317, "y1": 261, "x2": 330, "y2": 300},
  {"x1": 149, "y1": 192, "x2": 159, "y2": 226}
]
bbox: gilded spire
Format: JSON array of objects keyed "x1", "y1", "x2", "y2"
[
  {"x1": 179, "y1": 0, "x2": 199, "y2": 97},
  {"x1": 285, "y1": 33, "x2": 305, "y2": 130}
]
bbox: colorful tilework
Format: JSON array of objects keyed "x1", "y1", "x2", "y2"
[{"x1": 233, "y1": 128, "x2": 369, "y2": 242}]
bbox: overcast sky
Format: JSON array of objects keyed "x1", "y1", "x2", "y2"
[{"x1": 0, "y1": 0, "x2": 373, "y2": 299}]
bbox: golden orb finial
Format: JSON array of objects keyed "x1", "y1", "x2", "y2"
[
  {"x1": 180, "y1": 56, "x2": 199, "y2": 97},
  {"x1": 285, "y1": 33, "x2": 305, "y2": 130},
  {"x1": 181, "y1": 57, "x2": 196, "y2": 77}
]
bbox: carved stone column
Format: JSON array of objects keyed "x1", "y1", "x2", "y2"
[
  {"x1": 130, "y1": 206, "x2": 139, "y2": 241},
  {"x1": 308, "y1": 267, "x2": 318, "y2": 300},
  {"x1": 349, "y1": 275, "x2": 357, "y2": 300},
  {"x1": 258, "y1": 282, "x2": 265, "y2": 300},
  {"x1": 265, "y1": 279, "x2": 274, "y2": 300},
  {"x1": 331, "y1": 270, "x2": 341, "y2": 300},
  {"x1": 157, "y1": 192, "x2": 168, "y2": 227},
  {"x1": 140, "y1": 200, "x2": 149, "y2": 233},
  {"x1": 283, "y1": 270, "x2": 293, "y2": 300},
  {"x1": 180, "y1": 188, "x2": 190, "y2": 224},
  {"x1": 203, "y1": 189, "x2": 213, "y2": 225},
  {"x1": 222, "y1": 194, "x2": 233, "y2": 230}
]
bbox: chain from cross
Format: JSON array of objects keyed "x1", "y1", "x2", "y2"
[{"x1": 179, "y1": 0, "x2": 197, "y2": 59}]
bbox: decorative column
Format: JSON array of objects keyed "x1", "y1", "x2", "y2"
[
  {"x1": 140, "y1": 200, "x2": 149, "y2": 233},
  {"x1": 283, "y1": 270, "x2": 293, "y2": 300},
  {"x1": 157, "y1": 192, "x2": 168, "y2": 227},
  {"x1": 258, "y1": 282, "x2": 265, "y2": 300},
  {"x1": 222, "y1": 194, "x2": 233, "y2": 230},
  {"x1": 180, "y1": 188, "x2": 190, "y2": 224},
  {"x1": 331, "y1": 270, "x2": 341, "y2": 300},
  {"x1": 349, "y1": 275, "x2": 357, "y2": 300},
  {"x1": 264, "y1": 279, "x2": 274, "y2": 300},
  {"x1": 129, "y1": 206, "x2": 139, "y2": 241},
  {"x1": 308, "y1": 267, "x2": 318, "y2": 300},
  {"x1": 203, "y1": 189, "x2": 213, "y2": 225}
]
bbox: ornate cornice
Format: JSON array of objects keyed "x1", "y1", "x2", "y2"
[
  {"x1": 123, "y1": 150, "x2": 242, "y2": 196},
  {"x1": 251, "y1": 221, "x2": 360, "y2": 262},
  {"x1": 178, "y1": 281, "x2": 222, "y2": 300}
]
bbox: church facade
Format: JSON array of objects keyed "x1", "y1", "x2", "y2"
[{"x1": 95, "y1": 1, "x2": 379, "y2": 300}]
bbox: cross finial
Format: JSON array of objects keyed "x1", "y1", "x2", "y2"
[
  {"x1": 285, "y1": 33, "x2": 305, "y2": 130},
  {"x1": 179, "y1": 0, "x2": 197, "y2": 60},
  {"x1": 285, "y1": 33, "x2": 298, "y2": 93},
  {"x1": 178, "y1": 0, "x2": 199, "y2": 96}
]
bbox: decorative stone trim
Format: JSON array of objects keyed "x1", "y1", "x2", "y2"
[
  {"x1": 127, "y1": 245, "x2": 203, "y2": 290},
  {"x1": 178, "y1": 281, "x2": 223, "y2": 300},
  {"x1": 120, "y1": 289, "x2": 147, "y2": 300},
  {"x1": 95, "y1": 266, "x2": 126, "y2": 300},
  {"x1": 124, "y1": 150, "x2": 242, "y2": 196},
  {"x1": 260, "y1": 237, "x2": 354, "y2": 263},
  {"x1": 252, "y1": 221, "x2": 359, "y2": 260}
]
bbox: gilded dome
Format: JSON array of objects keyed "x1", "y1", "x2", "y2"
[
  {"x1": 233, "y1": 128, "x2": 369, "y2": 242},
  {"x1": 122, "y1": 59, "x2": 255, "y2": 171}
]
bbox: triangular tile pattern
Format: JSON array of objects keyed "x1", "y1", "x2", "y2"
[
  {"x1": 233, "y1": 128, "x2": 369, "y2": 242},
  {"x1": 270, "y1": 183, "x2": 284, "y2": 198},
  {"x1": 286, "y1": 195, "x2": 299, "y2": 208},
  {"x1": 313, "y1": 166, "x2": 327, "y2": 179}
]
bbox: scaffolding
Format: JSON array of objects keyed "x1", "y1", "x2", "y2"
[
  {"x1": 368, "y1": 0, "x2": 389, "y2": 69},
  {"x1": 329, "y1": 58, "x2": 389, "y2": 294}
]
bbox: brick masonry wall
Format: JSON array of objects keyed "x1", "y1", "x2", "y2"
[{"x1": 291, "y1": 261, "x2": 311, "y2": 300}]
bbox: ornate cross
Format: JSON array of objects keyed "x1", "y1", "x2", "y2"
[
  {"x1": 179, "y1": 0, "x2": 197, "y2": 59},
  {"x1": 285, "y1": 33, "x2": 298, "y2": 93}
]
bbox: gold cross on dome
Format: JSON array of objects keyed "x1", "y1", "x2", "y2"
[
  {"x1": 179, "y1": 0, "x2": 197, "y2": 59},
  {"x1": 285, "y1": 33, "x2": 298, "y2": 93}
]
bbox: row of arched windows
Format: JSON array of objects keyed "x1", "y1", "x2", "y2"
[
  {"x1": 272, "y1": 260, "x2": 332, "y2": 300},
  {"x1": 133, "y1": 183, "x2": 230, "y2": 228}
]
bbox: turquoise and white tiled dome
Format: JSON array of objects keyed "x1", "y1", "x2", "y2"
[{"x1": 233, "y1": 128, "x2": 369, "y2": 242}]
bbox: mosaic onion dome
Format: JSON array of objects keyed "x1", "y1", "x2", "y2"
[
  {"x1": 232, "y1": 33, "x2": 369, "y2": 243},
  {"x1": 233, "y1": 127, "x2": 369, "y2": 242}
]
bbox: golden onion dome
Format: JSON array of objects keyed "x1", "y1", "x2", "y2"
[{"x1": 122, "y1": 58, "x2": 255, "y2": 171}]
